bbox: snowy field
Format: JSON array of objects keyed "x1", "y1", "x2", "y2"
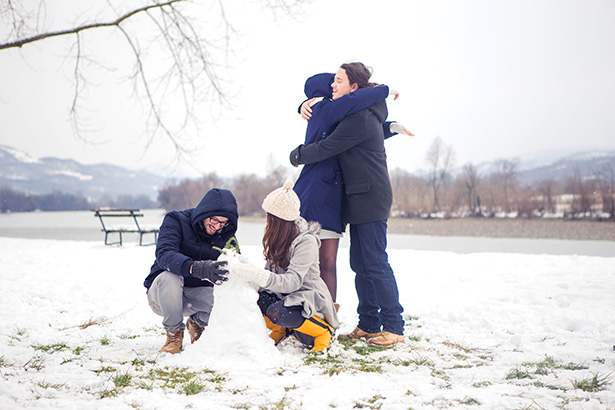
[{"x1": 0, "y1": 235, "x2": 614, "y2": 410}]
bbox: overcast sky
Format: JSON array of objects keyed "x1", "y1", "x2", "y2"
[{"x1": 1, "y1": 0, "x2": 614, "y2": 179}]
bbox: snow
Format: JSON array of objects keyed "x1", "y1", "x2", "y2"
[{"x1": 0, "y1": 236, "x2": 614, "y2": 409}]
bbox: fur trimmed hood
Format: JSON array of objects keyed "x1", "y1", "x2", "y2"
[{"x1": 295, "y1": 217, "x2": 321, "y2": 247}]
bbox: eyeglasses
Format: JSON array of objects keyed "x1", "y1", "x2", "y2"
[{"x1": 208, "y1": 216, "x2": 228, "y2": 228}]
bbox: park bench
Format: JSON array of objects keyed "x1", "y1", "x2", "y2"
[{"x1": 91, "y1": 208, "x2": 159, "y2": 246}]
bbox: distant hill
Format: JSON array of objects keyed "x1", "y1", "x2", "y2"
[
  {"x1": 467, "y1": 150, "x2": 615, "y2": 185},
  {"x1": 0, "y1": 145, "x2": 167, "y2": 200},
  {"x1": 516, "y1": 150, "x2": 615, "y2": 185}
]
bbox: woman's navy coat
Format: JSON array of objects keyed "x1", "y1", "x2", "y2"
[
  {"x1": 144, "y1": 188, "x2": 239, "y2": 290},
  {"x1": 293, "y1": 73, "x2": 389, "y2": 233}
]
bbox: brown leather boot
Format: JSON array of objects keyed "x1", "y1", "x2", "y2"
[
  {"x1": 186, "y1": 318, "x2": 205, "y2": 344},
  {"x1": 160, "y1": 328, "x2": 184, "y2": 354},
  {"x1": 367, "y1": 331, "x2": 404, "y2": 347},
  {"x1": 338, "y1": 326, "x2": 380, "y2": 341}
]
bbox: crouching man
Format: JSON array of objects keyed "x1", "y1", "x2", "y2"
[{"x1": 143, "y1": 188, "x2": 240, "y2": 354}]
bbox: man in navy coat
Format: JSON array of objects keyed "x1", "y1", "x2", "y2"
[{"x1": 144, "y1": 188, "x2": 240, "y2": 354}]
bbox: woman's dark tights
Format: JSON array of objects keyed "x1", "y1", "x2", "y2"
[{"x1": 319, "y1": 238, "x2": 339, "y2": 302}]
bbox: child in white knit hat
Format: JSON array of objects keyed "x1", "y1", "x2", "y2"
[{"x1": 230, "y1": 181, "x2": 338, "y2": 352}]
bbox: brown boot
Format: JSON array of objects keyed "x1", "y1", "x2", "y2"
[
  {"x1": 186, "y1": 318, "x2": 205, "y2": 344},
  {"x1": 367, "y1": 331, "x2": 404, "y2": 347},
  {"x1": 160, "y1": 328, "x2": 184, "y2": 354},
  {"x1": 338, "y1": 326, "x2": 380, "y2": 341}
]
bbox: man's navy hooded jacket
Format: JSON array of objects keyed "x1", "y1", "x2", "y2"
[{"x1": 144, "y1": 188, "x2": 239, "y2": 290}]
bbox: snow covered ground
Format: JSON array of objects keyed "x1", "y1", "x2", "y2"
[{"x1": 0, "y1": 236, "x2": 614, "y2": 409}]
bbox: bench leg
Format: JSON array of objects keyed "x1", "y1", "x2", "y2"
[
  {"x1": 104, "y1": 231, "x2": 123, "y2": 246},
  {"x1": 139, "y1": 232, "x2": 158, "y2": 246}
]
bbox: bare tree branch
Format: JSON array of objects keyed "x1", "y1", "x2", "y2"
[{"x1": 0, "y1": 0, "x2": 184, "y2": 50}]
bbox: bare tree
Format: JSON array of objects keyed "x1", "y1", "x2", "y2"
[
  {"x1": 536, "y1": 178, "x2": 561, "y2": 215},
  {"x1": 566, "y1": 166, "x2": 596, "y2": 217},
  {"x1": 0, "y1": 0, "x2": 304, "y2": 162},
  {"x1": 596, "y1": 163, "x2": 615, "y2": 219},
  {"x1": 425, "y1": 136, "x2": 456, "y2": 213},
  {"x1": 461, "y1": 162, "x2": 480, "y2": 216},
  {"x1": 493, "y1": 158, "x2": 519, "y2": 214}
]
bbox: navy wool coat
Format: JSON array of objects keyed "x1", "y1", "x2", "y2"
[{"x1": 143, "y1": 188, "x2": 239, "y2": 290}]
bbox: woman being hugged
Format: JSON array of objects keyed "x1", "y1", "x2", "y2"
[{"x1": 231, "y1": 181, "x2": 338, "y2": 352}]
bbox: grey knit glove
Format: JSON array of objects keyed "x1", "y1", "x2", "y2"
[{"x1": 191, "y1": 260, "x2": 229, "y2": 285}]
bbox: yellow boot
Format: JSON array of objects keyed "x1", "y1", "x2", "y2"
[
  {"x1": 263, "y1": 316, "x2": 290, "y2": 345},
  {"x1": 292, "y1": 316, "x2": 334, "y2": 352}
]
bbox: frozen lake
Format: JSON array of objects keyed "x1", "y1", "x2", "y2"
[{"x1": 1, "y1": 209, "x2": 614, "y2": 257}]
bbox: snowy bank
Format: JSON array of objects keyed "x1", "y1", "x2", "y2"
[{"x1": 0, "y1": 237, "x2": 614, "y2": 409}]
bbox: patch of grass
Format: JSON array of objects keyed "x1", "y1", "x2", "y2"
[
  {"x1": 560, "y1": 361, "x2": 589, "y2": 371},
  {"x1": 183, "y1": 381, "x2": 205, "y2": 395},
  {"x1": 100, "y1": 388, "x2": 119, "y2": 398},
  {"x1": 118, "y1": 333, "x2": 140, "y2": 340},
  {"x1": 149, "y1": 367, "x2": 197, "y2": 388},
  {"x1": 113, "y1": 371, "x2": 133, "y2": 388},
  {"x1": 95, "y1": 365, "x2": 117, "y2": 375},
  {"x1": 532, "y1": 381, "x2": 567, "y2": 391},
  {"x1": 37, "y1": 380, "x2": 66, "y2": 390},
  {"x1": 100, "y1": 336, "x2": 111, "y2": 346},
  {"x1": 404, "y1": 315, "x2": 421, "y2": 328},
  {"x1": 524, "y1": 355, "x2": 588, "y2": 374},
  {"x1": 351, "y1": 358, "x2": 382, "y2": 373},
  {"x1": 258, "y1": 395, "x2": 293, "y2": 409},
  {"x1": 32, "y1": 343, "x2": 68, "y2": 353},
  {"x1": 353, "y1": 393, "x2": 385, "y2": 409},
  {"x1": 9, "y1": 328, "x2": 26, "y2": 343},
  {"x1": 410, "y1": 355, "x2": 434, "y2": 367},
  {"x1": 458, "y1": 396, "x2": 480, "y2": 406},
  {"x1": 336, "y1": 337, "x2": 387, "y2": 355},
  {"x1": 23, "y1": 355, "x2": 45, "y2": 371},
  {"x1": 505, "y1": 367, "x2": 533, "y2": 380},
  {"x1": 431, "y1": 368, "x2": 450, "y2": 383},
  {"x1": 572, "y1": 372, "x2": 610, "y2": 392}
]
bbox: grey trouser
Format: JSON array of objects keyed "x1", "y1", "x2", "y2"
[{"x1": 147, "y1": 271, "x2": 214, "y2": 331}]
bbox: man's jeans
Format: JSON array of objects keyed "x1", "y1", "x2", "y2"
[
  {"x1": 147, "y1": 271, "x2": 213, "y2": 331},
  {"x1": 350, "y1": 220, "x2": 404, "y2": 335}
]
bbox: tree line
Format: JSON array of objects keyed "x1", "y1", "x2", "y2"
[{"x1": 158, "y1": 138, "x2": 615, "y2": 222}]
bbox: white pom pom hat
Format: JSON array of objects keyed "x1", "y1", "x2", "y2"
[{"x1": 262, "y1": 180, "x2": 301, "y2": 221}]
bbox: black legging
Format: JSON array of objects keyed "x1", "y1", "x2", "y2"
[{"x1": 257, "y1": 291, "x2": 304, "y2": 328}]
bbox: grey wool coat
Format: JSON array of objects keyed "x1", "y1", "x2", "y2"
[{"x1": 263, "y1": 218, "x2": 339, "y2": 329}]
